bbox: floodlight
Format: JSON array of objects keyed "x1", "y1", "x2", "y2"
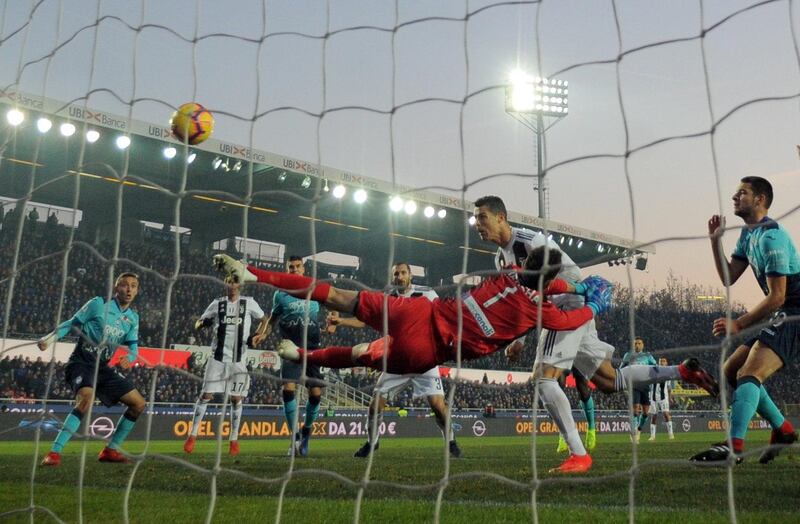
[
  {"x1": 301, "y1": 175, "x2": 311, "y2": 189},
  {"x1": 354, "y1": 189, "x2": 367, "y2": 204},
  {"x1": 187, "y1": 152, "x2": 196, "y2": 164},
  {"x1": 423, "y1": 206, "x2": 435, "y2": 218},
  {"x1": 37, "y1": 118, "x2": 52, "y2": 133},
  {"x1": 437, "y1": 209, "x2": 447, "y2": 219},
  {"x1": 389, "y1": 196, "x2": 404, "y2": 212},
  {"x1": 163, "y1": 147, "x2": 177, "y2": 159},
  {"x1": 85, "y1": 130, "x2": 100, "y2": 143},
  {"x1": 115, "y1": 135, "x2": 131, "y2": 149},
  {"x1": 60, "y1": 123, "x2": 76, "y2": 137},
  {"x1": 332, "y1": 184, "x2": 346, "y2": 199},
  {"x1": 212, "y1": 156, "x2": 223, "y2": 170},
  {"x1": 6, "y1": 109, "x2": 24, "y2": 126},
  {"x1": 404, "y1": 200, "x2": 417, "y2": 215}
]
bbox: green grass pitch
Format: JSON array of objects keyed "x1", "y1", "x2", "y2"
[{"x1": 0, "y1": 432, "x2": 796, "y2": 523}]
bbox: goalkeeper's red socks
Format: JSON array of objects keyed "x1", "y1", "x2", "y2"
[{"x1": 247, "y1": 265, "x2": 331, "y2": 302}]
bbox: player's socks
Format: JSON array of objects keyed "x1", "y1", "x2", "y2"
[
  {"x1": 245, "y1": 265, "x2": 331, "y2": 302},
  {"x1": 109, "y1": 411, "x2": 138, "y2": 450},
  {"x1": 756, "y1": 385, "x2": 788, "y2": 430},
  {"x1": 614, "y1": 365, "x2": 679, "y2": 391},
  {"x1": 579, "y1": 397, "x2": 596, "y2": 431},
  {"x1": 637, "y1": 413, "x2": 649, "y2": 432},
  {"x1": 52, "y1": 408, "x2": 83, "y2": 453},
  {"x1": 190, "y1": 397, "x2": 210, "y2": 437},
  {"x1": 230, "y1": 401, "x2": 243, "y2": 442},
  {"x1": 538, "y1": 378, "x2": 587, "y2": 456},
  {"x1": 650, "y1": 423, "x2": 657, "y2": 440},
  {"x1": 305, "y1": 394, "x2": 321, "y2": 427},
  {"x1": 729, "y1": 376, "x2": 762, "y2": 452},
  {"x1": 666, "y1": 421, "x2": 674, "y2": 438},
  {"x1": 283, "y1": 390, "x2": 298, "y2": 434}
]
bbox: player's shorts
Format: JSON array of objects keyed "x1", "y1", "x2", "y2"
[
  {"x1": 202, "y1": 359, "x2": 251, "y2": 397},
  {"x1": 649, "y1": 399, "x2": 670, "y2": 414},
  {"x1": 354, "y1": 290, "x2": 443, "y2": 374},
  {"x1": 534, "y1": 318, "x2": 615, "y2": 378},
  {"x1": 373, "y1": 367, "x2": 444, "y2": 399},
  {"x1": 65, "y1": 361, "x2": 136, "y2": 407},
  {"x1": 281, "y1": 349, "x2": 325, "y2": 387},
  {"x1": 748, "y1": 307, "x2": 800, "y2": 364},
  {"x1": 631, "y1": 388, "x2": 651, "y2": 406}
]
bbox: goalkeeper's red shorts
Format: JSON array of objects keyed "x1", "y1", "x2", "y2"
[{"x1": 354, "y1": 290, "x2": 446, "y2": 374}]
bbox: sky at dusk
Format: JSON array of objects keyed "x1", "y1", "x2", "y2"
[{"x1": 1, "y1": 0, "x2": 798, "y2": 306}]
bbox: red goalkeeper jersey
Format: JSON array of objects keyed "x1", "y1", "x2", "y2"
[{"x1": 432, "y1": 274, "x2": 593, "y2": 360}]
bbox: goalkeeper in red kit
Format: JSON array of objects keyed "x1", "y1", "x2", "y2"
[{"x1": 213, "y1": 247, "x2": 610, "y2": 373}]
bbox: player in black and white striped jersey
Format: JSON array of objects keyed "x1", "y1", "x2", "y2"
[
  {"x1": 327, "y1": 262, "x2": 462, "y2": 458},
  {"x1": 648, "y1": 358, "x2": 674, "y2": 440},
  {"x1": 183, "y1": 275, "x2": 269, "y2": 456}
]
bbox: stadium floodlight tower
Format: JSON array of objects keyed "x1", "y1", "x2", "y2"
[{"x1": 505, "y1": 69, "x2": 569, "y2": 219}]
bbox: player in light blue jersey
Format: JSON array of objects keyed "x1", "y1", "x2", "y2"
[
  {"x1": 39, "y1": 272, "x2": 146, "y2": 466},
  {"x1": 266, "y1": 256, "x2": 325, "y2": 457},
  {"x1": 692, "y1": 176, "x2": 799, "y2": 464},
  {"x1": 621, "y1": 337, "x2": 657, "y2": 443}
]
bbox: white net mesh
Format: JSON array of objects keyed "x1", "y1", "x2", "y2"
[{"x1": 1, "y1": 1, "x2": 799, "y2": 522}]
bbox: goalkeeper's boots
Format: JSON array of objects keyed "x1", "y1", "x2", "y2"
[
  {"x1": 277, "y1": 339, "x2": 301, "y2": 363},
  {"x1": 758, "y1": 428, "x2": 798, "y2": 464},
  {"x1": 229, "y1": 440, "x2": 240, "y2": 457},
  {"x1": 690, "y1": 442, "x2": 743, "y2": 464},
  {"x1": 287, "y1": 433, "x2": 301, "y2": 457},
  {"x1": 585, "y1": 429, "x2": 597, "y2": 451},
  {"x1": 678, "y1": 358, "x2": 719, "y2": 397},
  {"x1": 212, "y1": 254, "x2": 257, "y2": 284},
  {"x1": 549, "y1": 453, "x2": 592, "y2": 474},
  {"x1": 41, "y1": 451, "x2": 61, "y2": 467},
  {"x1": 183, "y1": 436, "x2": 196, "y2": 454},
  {"x1": 299, "y1": 426, "x2": 311, "y2": 457},
  {"x1": 354, "y1": 440, "x2": 379, "y2": 458},
  {"x1": 449, "y1": 440, "x2": 462, "y2": 458},
  {"x1": 556, "y1": 435, "x2": 568, "y2": 453},
  {"x1": 98, "y1": 446, "x2": 130, "y2": 463}
]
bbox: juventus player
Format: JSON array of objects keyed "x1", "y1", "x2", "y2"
[
  {"x1": 471, "y1": 195, "x2": 718, "y2": 473},
  {"x1": 648, "y1": 358, "x2": 674, "y2": 440},
  {"x1": 184, "y1": 275, "x2": 268, "y2": 456},
  {"x1": 326, "y1": 262, "x2": 462, "y2": 458}
]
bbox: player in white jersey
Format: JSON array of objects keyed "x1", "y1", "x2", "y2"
[
  {"x1": 472, "y1": 196, "x2": 718, "y2": 473},
  {"x1": 327, "y1": 262, "x2": 462, "y2": 458},
  {"x1": 184, "y1": 275, "x2": 269, "y2": 456},
  {"x1": 648, "y1": 358, "x2": 674, "y2": 440}
]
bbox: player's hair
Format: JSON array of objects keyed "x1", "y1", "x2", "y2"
[
  {"x1": 740, "y1": 176, "x2": 773, "y2": 208},
  {"x1": 392, "y1": 262, "x2": 411, "y2": 273},
  {"x1": 115, "y1": 272, "x2": 139, "y2": 285},
  {"x1": 474, "y1": 195, "x2": 507, "y2": 217},
  {"x1": 634, "y1": 336, "x2": 644, "y2": 342},
  {"x1": 519, "y1": 246, "x2": 561, "y2": 289},
  {"x1": 287, "y1": 255, "x2": 304, "y2": 264}
]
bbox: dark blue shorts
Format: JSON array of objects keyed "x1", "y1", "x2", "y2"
[
  {"x1": 750, "y1": 308, "x2": 800, "y2": 365},
  {"x1": 65, "y1": 361, "x2": 136, "y2": 407},
  {"x1": 632, "y1": 388, "x2": 651, "y2": 406},
  {"x1": 280, "y1": 345, "x2": 325, "y2": 386}
]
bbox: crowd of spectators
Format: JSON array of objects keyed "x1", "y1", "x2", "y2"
[{"x1": 1, "y1": 223, "x2": 797, "y2": 412}]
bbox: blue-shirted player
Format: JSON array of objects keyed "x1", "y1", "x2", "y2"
[
  {"x1": 39, "y1": 272, "x2": 146, "y2": 466},
  {"x1": 692, "y1": 176, "x2": 799, "y2": 463},
  {"x1": 266, "y1": 256, "x2": 325, "y2": 457},
  {"x1": 621, "y1": 337, "x2": 657, "y2": 443}
]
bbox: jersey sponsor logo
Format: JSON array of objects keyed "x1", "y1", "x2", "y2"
[
  {"x1": 463, "y1": 294, "x2": 495, "y2": 337},
  {"x1": 222, "y1": 315, "x2": 244, "y2": 325}
]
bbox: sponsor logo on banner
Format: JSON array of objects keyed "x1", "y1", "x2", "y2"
[
  {"x1": 219, "y1": 143, "x2": 266, "y2": 162},
  {"x1": 682, "y1": 419, "x2": 691, "y2": 432},
  {"x1": 68, "y1": 106, "x2": 128, "y2": 130},
  {"x1": 472, "y1": 420, "x2": 487, "y2": 437},
  {"x1": 90, "y1": 416, "x2": 115, "y2": 438}
]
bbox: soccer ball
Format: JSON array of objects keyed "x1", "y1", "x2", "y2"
[{"x1": 170, "y1": 102, "x2": 214, "y2": 145}]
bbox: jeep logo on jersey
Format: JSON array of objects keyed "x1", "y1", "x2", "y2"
[
  {"x1": 223, "y1": 316, "x2": 243, "y2": 325},
  {"x1": 472, "y1": 420, "x2": 487, "y2": 437},
  {"x1": 90, "y1": 416, "x2": 115, "y2": 438}
]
